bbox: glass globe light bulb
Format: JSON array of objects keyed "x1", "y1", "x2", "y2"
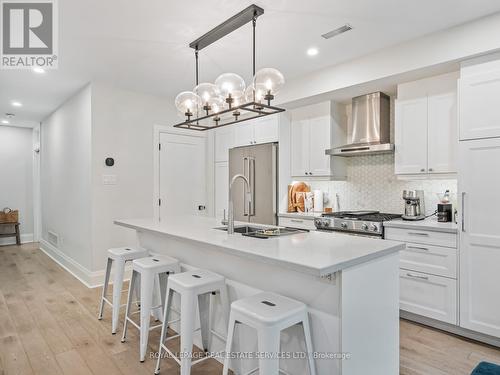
[
  {"x1": 253, "y1": 68, "x2": 285, "y2": 97},
  {"x1": 193, "y1": 83, "x2": 221, "y2": 108},
  {"x1": 244, "y1": 83, "x2": 266, "y2": 104},
  {"x1": 215, "y1": 73, "x2": 246, "y2": 107},
  {"x1": 175, "y1": 91, "x2": 201, "y2": 119}
]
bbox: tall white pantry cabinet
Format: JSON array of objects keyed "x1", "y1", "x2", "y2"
[{"x1": 458, "y1": 54, "x2": 500, "y2": 338}]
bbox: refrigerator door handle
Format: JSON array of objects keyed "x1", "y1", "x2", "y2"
[
  {"x1": 243, "y1": 157, "x2": 249, "y2": 216},
  {"x1": 249, "y1": 157, "x2": 255, "y2": 216}
]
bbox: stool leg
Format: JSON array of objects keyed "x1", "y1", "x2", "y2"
[
  {"x1": 257, "y1": 328, "x2": 281, "y2": 374},
  {"x1": 15, "y1": 224, "x2": 20, "y2": 245},
  {"x1": 302, "y1": 314, "x2": 316, "y2": 375},
  {"x1": 180, "y1": 291, "x2": 196, "y2": 375},
  {"x1": 98, "y1": 258, "x2": 112, "y2": 320},
  {"x1": 158, "y1": 272, "x2": 169, "y2": 322},
  {"x1": 222, "y1": 312, "x2": 237, "y2": 375},
  {"x1": 121, "y1": 270, "x2": 137, "y2": 343},
  {"x1": 198, "y1": 292, "x2": 211, "y2": 352},
  {"x1": 154, "y1": 286, "x2": 173, "y2": 375},
  {"x1": 111, "y1": 258, "x2": 126, "y2": 334},
  {"x1": 139, "y1": 272, "x2": 155, "y2": 362},
  {"x1": 219, "y1": 284, "x2": 231, "y2": 335}
]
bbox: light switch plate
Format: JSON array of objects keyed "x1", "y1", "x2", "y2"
[{"x1": 102, "y1": 174, "x2": 117, "y2": 185}]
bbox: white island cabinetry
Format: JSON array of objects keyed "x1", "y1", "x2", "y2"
[{"x1": 116, "y1": 216, "x2": 403, "y2": 375}]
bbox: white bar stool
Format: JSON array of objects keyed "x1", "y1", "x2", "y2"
[
  {"x1": 121, "y1": 254, "x2": 180, "y2": 362},
  {"x1": 154, "y1": 269, "x2": 230, "y2": 375},
  {"x1": 223, "y1": 291, "x2": 316, "y2": 375},
  {"x1": 98, "y1": 246, "x2": 149, "y2": 334}
]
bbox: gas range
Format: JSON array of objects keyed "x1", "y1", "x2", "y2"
[{"x1": 314, "y1": 211, "x2": 402, "y2": 238}]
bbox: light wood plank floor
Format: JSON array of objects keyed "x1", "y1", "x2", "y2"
[{"x1": 1, "y1": 243, "x2": 499, "y2": 375}]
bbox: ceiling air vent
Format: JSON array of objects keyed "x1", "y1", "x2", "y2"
[{"x1": 321, "y1": 24, "x2": 352, "y2": 39}]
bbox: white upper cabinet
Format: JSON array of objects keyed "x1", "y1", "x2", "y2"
[
  {"x1": 214, "y1": 126, "x2": 235, "y2": 162},
  {"x1": 427, "y1": 92, "x2": 457, "y2": 173},
  {"x1": 290, "y1": 102, "x2": 342, "y2": 178},
  {"x1": 395, "y1": 72, "x2": 458, "y2": 175},
  {"x1": 460, "y1": 57, "x2": 500, "y2": 140},
  {"x1": 233, "y1": 115, "x2": 279, "y2": 147},
  {"x1": 395, "y1": 98, "x2": 428, "y2": 174}
]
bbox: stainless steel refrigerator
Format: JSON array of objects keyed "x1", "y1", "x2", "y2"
[{"x1": 228, "y1": 142, "x2": 278, "y2": 225}]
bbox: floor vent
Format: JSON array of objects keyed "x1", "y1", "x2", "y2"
[{"x1": 48, "y1": 231, "x2": 59, "y2": 247}]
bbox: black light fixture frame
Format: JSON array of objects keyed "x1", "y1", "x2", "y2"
[{"x1": 173, "y1": 4, "x2": 285, "y2": 131}]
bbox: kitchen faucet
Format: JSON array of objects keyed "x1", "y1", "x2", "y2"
[{"x1": 227, "y1": 174, "x2": 252, "y2": 234}]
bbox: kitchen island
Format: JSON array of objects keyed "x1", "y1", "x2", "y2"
[{"x1": 115, "y1": 216, "x2": 405, "y2": 375}]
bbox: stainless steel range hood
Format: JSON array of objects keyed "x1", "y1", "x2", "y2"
[{"x1": 326, "y1": 92, "x2": 393, "y2": 157}]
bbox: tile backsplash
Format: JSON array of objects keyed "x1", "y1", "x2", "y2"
[{"x1": 302, "y1": 153, "x2": 457, "y2": 216}]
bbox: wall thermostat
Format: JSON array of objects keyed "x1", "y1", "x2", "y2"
[{"x1": 105, "y1": 158, "x2": 114, "y2": 166}]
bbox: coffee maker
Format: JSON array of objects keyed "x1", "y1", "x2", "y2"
[{"x1": 402, "y1": 190, "x2": 426, "y2": 221}]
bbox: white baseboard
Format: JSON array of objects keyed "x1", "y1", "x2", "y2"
[
  {"x1": 39, "y1": 239, "x2": 132, "y2": 289},
  {"x1": 0, "y1": 233, "x2": 34, "y2": 246}
]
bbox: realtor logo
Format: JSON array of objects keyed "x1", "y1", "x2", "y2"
[{"x1": 1, "y1": 0, "x2": 58, "y2": 69}]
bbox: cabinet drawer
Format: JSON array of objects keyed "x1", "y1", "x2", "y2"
[
  {"x1": 385, "y1": 227, "x2": 456, "y2": 248},
  {"x1": 400, "y1": 269, "x2": 457, "y2": 324},
  {"x1": 279, "y1": 217, "x2": 316, "y2": 231},
  {"x1": 400, "y1": 243, "x2": 457, "y2": 279}
]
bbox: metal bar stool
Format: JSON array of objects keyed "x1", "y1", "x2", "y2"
[
  {"x1": 98, "y1": 246, "x2": 149, "y2": 334},
  {"x1": 154, "y1": 269, "x2": 230, "y2": 375},
  {"x1": 223, "y1": 291, "x2": 316, "y2": 375},
  {"x1": 121, "y1": 254, "x2": 181, "y2": 362}
]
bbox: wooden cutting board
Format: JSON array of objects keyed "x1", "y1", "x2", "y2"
[{"x1": 287, "y1": 182, "x2": 310, "y2": 212}]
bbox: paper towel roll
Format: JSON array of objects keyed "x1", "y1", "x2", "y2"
[{"x1": 313, "y1": 190, "x2": 324, "y2": 212}]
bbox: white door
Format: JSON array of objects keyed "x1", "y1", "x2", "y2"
[
  {"x1": 427, "y1": 92, "x2": 458, "y2": 174},
  {"x1": 460, "y1": 70, "x2": 500, "y2": 140},
  {"x1": 214, "y1": 162, "x2": 228, "y2": 219},
  {"x1": 459, "y1": 138, "x2": 500, "y2": 337},
  {"x1": 253, "y1": 115, "x2": 279, "y2": 144},
  {"x1": 290, "y1": 118, "x2": 310, "y2": 177},
  {"x1": 159, "y1": 132, "x2": 207, "y2": 219},
  {"x1": 214, "y1": 126, "x2": 234, "y2": 162},
  {"x1": 395, "y1": 98, "x2": 428, "y2": 174},
  {"x1": 233, "y1": 121, "x2": 255, "y2": 147},
  {"x1": 308, "y1": 115, "x2": 331, "y2": 176}
]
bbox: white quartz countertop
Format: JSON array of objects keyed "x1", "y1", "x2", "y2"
[
  {"x1": 115, "y1": 216, "x2": 405, "y2": 277},
  {"x1": 384, "y1": 217, "x2": 458, "y2": 233}
]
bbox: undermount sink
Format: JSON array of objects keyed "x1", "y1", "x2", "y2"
[{"x1": 215, "y1": 225, "x2": 309, "y2": 238}]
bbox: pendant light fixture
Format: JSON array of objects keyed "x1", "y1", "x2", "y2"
[{"x1": 173, "y1": 4, "x2": 285, "y2": 131}]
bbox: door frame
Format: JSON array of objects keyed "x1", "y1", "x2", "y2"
[{"x1": 153, "y1": 125, "x2": 210, "y2": 221}]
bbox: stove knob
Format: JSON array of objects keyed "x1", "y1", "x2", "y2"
[
  {"x1": 361, "y1": 223, "x2": 369, "y2": 231},
  {"x1": 370, "y1": 224, "x2": 379, "y2": 232},
  {"x1": 341, "y1": 222, "x2": 348, "y2": 229}
]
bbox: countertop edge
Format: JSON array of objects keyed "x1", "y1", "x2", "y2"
[{"x1": 384, "y1": 221, "x2": 458, "y2": 234}]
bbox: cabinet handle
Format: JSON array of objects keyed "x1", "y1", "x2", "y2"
[
  {"x1": 406, "y1": 272, "x2": 429, "y2": 280},
  {"x1": 407, "y1": 245, "x2": 429, "y2": 251},
  {"x1": 461, "y1": 192, "x2": 466, "y2": 232},
  {"x1": 420, "y1": 168, "x2": 426, "y2": 172},
  {"x1": 291, "y1": 219, "x2": 304, "y2": 223},
  {"x1": 408, "y1": 232, "x2": 429, "y2": 236},
  {"x1": 428, "y1": 168, "x2": 434, "y2": 172},
  {"x1": 309, "y1": 172, "x2": 313, "y2": 175}
]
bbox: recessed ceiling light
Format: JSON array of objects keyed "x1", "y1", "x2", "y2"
[
  {"x1": 32, "y1": 67, "x2": 45, "y2": 74},
  {"x1": 307, "y1": 47, "x2": 319, "y2": 56},
  {"x1": 1, "y1": 119, "x2": 9, "y2": 124},
  {"x1": 11, "y1": 101, "x2": 22, "y2": 107}
]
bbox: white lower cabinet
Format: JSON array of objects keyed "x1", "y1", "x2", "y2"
[
  {"x1": 399, "y1": 269, "x2": 457, "y2": 324},
  {"x1": 386, "y1": 227, "x2": 458, "y2": 325}
]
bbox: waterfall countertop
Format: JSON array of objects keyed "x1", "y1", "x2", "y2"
[{"x1": 115, "y1": 215, "x2": 405, "y2": 277}]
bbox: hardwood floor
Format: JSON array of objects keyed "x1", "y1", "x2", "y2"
[{"x1": 0, "y1": 243, "x2": 499, "y2": 375}]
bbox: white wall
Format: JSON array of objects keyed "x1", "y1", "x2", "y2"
[
  {"x1": 90, "y1": 83, "x2": 177, "y2": 272},
  {"x1": 40, "y1": 85, "x2": 93, "y2": 271},
  {"x1": 0, "y1": 125, "x2": 34, "y2": 244}
]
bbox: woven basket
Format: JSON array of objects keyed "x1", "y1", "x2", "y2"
[{"x1": 0, "y1": 208, "x2": 19, "y2": 223}]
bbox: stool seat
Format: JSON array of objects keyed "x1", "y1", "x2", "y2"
[
  {"x1": 132, "y1": 254, "x2": 178, "y2": 272},
  {"x1": 232, "y1": 291, "x2": 306, "y2": 326},
  {"x1": 168, "y1": 269, "x2": 225, "y2": 292},
  {"x1": 108, "y1": 246, "x2": 148, "y2": 261}
]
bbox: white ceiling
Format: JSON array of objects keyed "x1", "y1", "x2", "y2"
[{"x1": 1, "y1": 0, "x2": 500, "y2": 126}]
